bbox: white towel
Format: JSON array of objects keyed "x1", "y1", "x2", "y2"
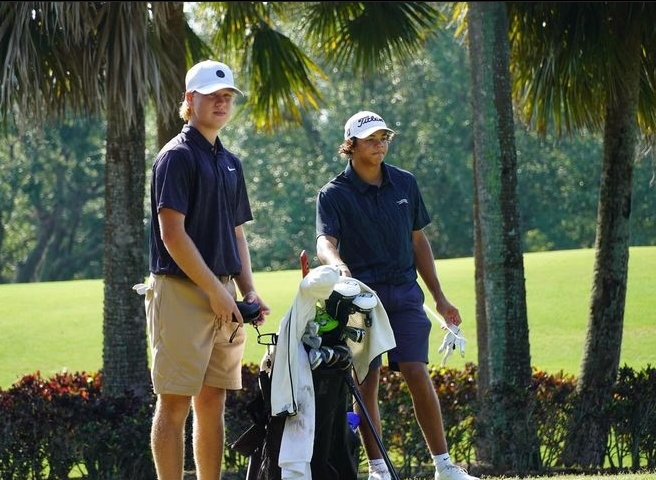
[
  {"x1": 269, "y1": 266, "x2": 340, "y2": 480},
  {"x1": 342, "y1": 279, "x2": 396, "y2": 384},
  {"x1": 277, "y1": 343, "x2": 315, "y2": 479}
]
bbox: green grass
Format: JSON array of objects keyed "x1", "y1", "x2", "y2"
[
  {"x1": 474, "y1": 476, "x2": 653, "y2": 480},
  {"x1": 245, "y1": 470, "x2": 656, "y2": 480},
  {"x1": 1, "y1": 247, "x2": 654, "y2": 389},
  {"x1": 402, "y1": 475, "x2": 653, "y2": 480}
]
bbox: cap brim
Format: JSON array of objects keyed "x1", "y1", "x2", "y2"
[
  {"x1": 353, "y1": 126, "x2": 395, "y2": 139},
  {"x1": 192, "y1": 83, "x2": 244, "y2": 96}
]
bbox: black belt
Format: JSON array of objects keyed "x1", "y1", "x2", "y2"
[{"x1": 154, "y1": 273, "x2": 234, "y2": 284}]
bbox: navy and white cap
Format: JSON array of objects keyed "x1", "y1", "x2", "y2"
[
  {"x1": 185, "y1": 60, "x2": 243, "y2": 95},
  {"x1": 344, "y1": 110, "x2": 395, "y2": 140}
]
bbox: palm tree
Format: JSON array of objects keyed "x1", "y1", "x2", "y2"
[
  {"x1": 506, "y1": 2, "x2": 656, "y2": 467},
  {"x1": 0, "y1": 2, "x2": 182, "y2": 396},
  {"x1": 463, "y1": 2, "x2": 539, "y2": 472}
]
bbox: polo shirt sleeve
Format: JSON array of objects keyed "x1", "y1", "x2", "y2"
[
  {"x1": 316, "y1": 188, "x2": 340, "y2": 240},
  {"x1": 411, "y1": 177, "x2": 431, "y2": 231},
  {"x1": 153, "y1": 149, "x2": 195, "y2": 216}
]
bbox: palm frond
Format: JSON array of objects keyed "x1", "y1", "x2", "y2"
[
  {"x1": 197, "y1": 1, "x2": 272, "y2": 67},
  {"x1": 0, "y1": 2, "x2": 182, "y2": 130},
  {"x1": 248, "y1": 25, "x2": 326, "y2": 131},
  {"x1": 0, "y1": 2, "x2": 101, "y2": 125},
  {"x1": 304, "y1": 1, "x2": 443, "y2": 72},
  {"x1": 507, "y1": 1, "x2": 656, "y2": 137},
  {"x1": 195, "y1": 2, "x2": 327, "y2": 131}
]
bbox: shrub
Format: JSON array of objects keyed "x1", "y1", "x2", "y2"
[
  {"x1": 0, "y1": 371, "x2": 154, "y2": 480},
  {"x1": 531, "y1": 368, "x2": 576, "y2": 467},
  {"x1": 0, "y1": 371, "x2": 103, "y2": 479},
  {"x1": 608, "y1": 364, "x2": 656, "y2": 470},
  {"x1": 1, "y1": 364, "x2": 655, "y2": 478}
]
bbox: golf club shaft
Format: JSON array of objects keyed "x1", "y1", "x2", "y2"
[
  {"x1": 345, "y1": 373, "x2": 401, "y2": 480},
  {"x1": 424, "y1": 303, "x2": 465, "y2": 339}
]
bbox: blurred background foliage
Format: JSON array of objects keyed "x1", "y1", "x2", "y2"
[{"x1": 0, "y1": 20, "x2": 654, "y2": 283}]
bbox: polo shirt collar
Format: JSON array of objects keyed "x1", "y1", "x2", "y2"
[
  {"x1": 345, "y1": 160, "x2": 392, "y2": 192},
  {"x1": 183, "y1": 125, "x2": 224, "y2": 153}
]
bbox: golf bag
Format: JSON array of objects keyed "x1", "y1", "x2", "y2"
[{"x1": 231, "y1": 269, "x2": 393, "y2": 480}]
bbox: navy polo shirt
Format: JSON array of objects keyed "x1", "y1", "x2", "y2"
[
  {"x1": 149, "y1": 125, "x2": 253, "y2": 278},
  {"x1": 316, "y1": 161, "x2": 430, "y2": 285}
]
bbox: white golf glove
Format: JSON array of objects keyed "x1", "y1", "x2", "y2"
[
  {"x1": 132, "y1": 283, "x2": 150, "y2": 295},
  {"x1": 437, "y1": 324, "x2": 466, "y2": 367}
]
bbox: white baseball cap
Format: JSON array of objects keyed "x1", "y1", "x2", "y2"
[
  {"x1": 185, "y1": 60, "x2": 244, "y2": 95},
  {"x1": 344, "y1": 110, "x2": 395, "y2": 140}
]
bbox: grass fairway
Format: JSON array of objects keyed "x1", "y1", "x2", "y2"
[
  {"x1": 0, "y1": 247, "x2": 654, "y2": 389},
  {"x1": 486, "y1": 476, "x2": 652, "y2": 480}
]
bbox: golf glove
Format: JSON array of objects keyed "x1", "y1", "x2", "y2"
[
  {"x1": 437, "y1": 325, "x2": 466, "y2": 367},
  {"x1": 132, "y1": 283, "x2": 150, "y2": 295}
]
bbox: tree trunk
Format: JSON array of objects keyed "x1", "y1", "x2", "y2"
[
  {"x1": 472, "y1": 133, "x2": 491, "y2": 463},
  {"x1": 473, "y1": 150, "x2": 488, "y2": 394},
  {"x1": 14, "y1": 211, "x2": 56, "y2": 283},
  {"x1": 155, "y1": 2, "x2": 186, "y2": 149},
  {"x1": 102, "y1": 95, "x2": 151, "y2": 398},
  {"x1": 467, "y1": 2, "x2": 540, "y2": 473},
  {"x1": 560, "y1": 16, "x2": 641, "y2": 468},
  {"x1": 99, "y1": 2, "x2": 156, "y2": 398}
]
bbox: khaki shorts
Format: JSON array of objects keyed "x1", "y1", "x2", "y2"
[{"x1": 145, "y1": 273, "x2": 246, "y2": 395}]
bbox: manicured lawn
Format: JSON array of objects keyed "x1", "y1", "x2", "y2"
[
  {"x1": 1, "y1": 247, "x2": 654, "y2": 389},
  {"x1": 465, "y1": 475, "x2": 652, "y2": 480}
]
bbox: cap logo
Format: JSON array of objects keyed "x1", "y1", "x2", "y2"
[
  {"x1": 216, "y1": 70, "x2": 226, "y2": 79},
  {"x1": 356, "y1": 114, "x2": 384, "y2": 128}
]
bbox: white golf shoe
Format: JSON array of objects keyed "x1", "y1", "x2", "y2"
[{"x1": 436, "y1": 464, "x2": 479, "y2": 480}]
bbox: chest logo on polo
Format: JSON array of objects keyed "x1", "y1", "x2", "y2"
[{"x1": 396, "y1": 198, "x2": 408, "y2": 205}]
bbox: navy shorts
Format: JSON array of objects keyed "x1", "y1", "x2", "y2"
[{"x1": 368, "y1": 281, "x2": 432, "y2": 371}]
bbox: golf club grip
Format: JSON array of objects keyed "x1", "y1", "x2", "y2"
[
  {"x1": 232, "y1": 301, "x2": 261, "y2": 323},
  {"x1": 300, "y1": 250, "x2": 310, "y2": 277}
]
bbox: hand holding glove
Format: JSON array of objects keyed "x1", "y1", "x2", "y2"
[{"x1": 437, "y1": 324, "x2": 466, "y2": 367}]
